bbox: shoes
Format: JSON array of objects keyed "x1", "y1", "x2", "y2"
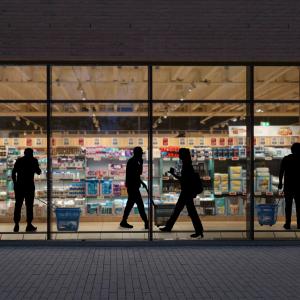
[
  {"x1": 144, "y1": 222, "x2": 149, "y2": 230},
  {"x1": 26, "y1": 224, "x2": 37, "y2": 232},
  {"x1": 283, "y1": 224, "x2": 291, "y2": 230},
  {"x1": 13, "y1": 224, "x2": 19, "y2": 233},
  {"x1": 120, "y1": 221, "x2": 133, "y2": 229},
  {"x1": 190, "y1": 232, "x2": 204, "y2": 238},
  {"x1": 159, "y1": 226, "x2": 171, "y2": 232}
]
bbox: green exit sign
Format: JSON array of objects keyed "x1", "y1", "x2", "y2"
[{"x1": 260, "y1": 122, "x2": 270, "y2": 126}]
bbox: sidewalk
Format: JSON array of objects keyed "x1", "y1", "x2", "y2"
[{"x1": 0, "y1": 242, "x2": 299, "y2": 299}]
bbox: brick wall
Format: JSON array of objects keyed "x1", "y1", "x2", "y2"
[{"x1": 0, "y1": 0, "x2": 299, "y2": 63}]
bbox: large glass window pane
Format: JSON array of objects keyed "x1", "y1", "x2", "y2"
[
  {"x1": 52, "y1": 66, "x2": 148, "y2": 100},
  {"x1": 255, "y1": 67, "x2": 300, "y2": 100},
  {"x1": 0, "y1": 103, "x2": 47, "y2": 239},
  {"x1": 0, "y1": 66, "x2": 46, "y2": 100},
  {"x1": 254, "y1": 103, "x2": 300, "y2": 239},
  {"x1": 153, "y1": 66, "x2": 246, "y2": 100},
  {"x1": 51, "y1": 103, "x2": 149, "y2": 240},
  {"x1": 152, "y1": 103, "x2": 247, "y2": 240}
]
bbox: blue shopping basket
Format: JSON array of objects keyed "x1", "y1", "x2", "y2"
[
  {"x1": 256, "y1": 204, "x2": 278, "y2": 226},
  {"x1": 55, "y1": 208, "x2": 81, "y2": 232}
]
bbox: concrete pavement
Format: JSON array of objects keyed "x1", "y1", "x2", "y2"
[{"x1": 0, "y1": 242, "x2": 299, "y2": 299}]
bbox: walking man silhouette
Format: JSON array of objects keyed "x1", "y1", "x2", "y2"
[
  {"x1": 120, "y1": 146, "x2": 149, "y2": 229},
  {"x1": 278, "y1": 143, "x2": 300, "y2": 229},
  {"x1": 160, "y1": 148, "x2": 204, "y2": 238},
  {"x1": 12, "y1": 148, "x2": 41, "y2": 232}
]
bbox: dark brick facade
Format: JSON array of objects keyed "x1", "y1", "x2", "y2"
[{"x1": 0, "y1": 0, "x2": 299, "y2": 63}]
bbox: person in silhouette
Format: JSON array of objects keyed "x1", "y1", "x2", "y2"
[
  {"x1": 160, "y1": 148, "x2": 204, "y2": 238},
  {"x1": 278, "y1": 142, "x2": 300, "y2": 230},
  {"x1": 120, "y1": 146, "x2": 149, "y2": 229},
  {"x1": 12, "y1": 148, "x2": 41, "y2": 232}
]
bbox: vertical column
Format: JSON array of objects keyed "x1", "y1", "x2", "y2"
[
  {"x1": 46, "y1": 65, "x2": 52, "y2": 240},
  {"x1": 246, "y1": 65, "x2": 254, "y2": 240},
  {"x1": 148, "y1": 65, "x2": 153, "y2": 241}
]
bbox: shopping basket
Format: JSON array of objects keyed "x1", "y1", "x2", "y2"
[
  {"x1": 256, "y1": 204, "x2": 278, "y2": 226},
  {"x1": 256, "y1": 195, "x2": 281, "y2": 226},
  {"x1": 36, "y1": 198, "x2": 81, "y2": 232},
  {"x1": 55, "y1": 208, "x2": 81, "y2": 232},
  {"x1": 154, "y1": 204, "x2": 175, "y2": 227}
]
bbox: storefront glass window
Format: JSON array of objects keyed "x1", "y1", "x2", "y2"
[
  {"x1": 0, "y1": 66, "x2": 46, "y2": 100},
  {"x1": 51, "y1": 103, "x2": 149, "y2": 239},
  {"x1": 52, "y1": 66, "x2": 148, "y2": 100},
  {"x1": 254, "y1": 103, "x2": 300, "y2": 238},
  {"x1": 0, "y1": 103, "x2": 47, "y2": 239},
  {"x1": 153, "y1": 66, "x2": 246, "y2": 100},
  {"x1": 152, "y1": 103, "x2": 247, "y2": 240},
  {"x1": 255, "y1": 67, "x2": 300, "y2": 100}
]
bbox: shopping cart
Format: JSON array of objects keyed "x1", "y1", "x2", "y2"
[
  {"x1": 256, "y1": 194, "x2": 282, "y2": 226},
  {"x1": 153, "y1": 203, "x2": 175, "y2": 227},
  {"x1": 36, "y1": 198, "x2": 81, "y2": 232}
]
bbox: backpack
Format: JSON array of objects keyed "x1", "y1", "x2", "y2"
[{"x1": 191, "y1": 172, "x2": 203, "y2": 195}]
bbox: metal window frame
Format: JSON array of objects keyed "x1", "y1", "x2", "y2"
[{"x1": 0, "y1": 62, "x2": 299, "y2": 241}]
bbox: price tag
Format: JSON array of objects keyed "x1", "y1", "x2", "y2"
[
  {"x1": 214, "y1": 191, "x2": 222, "y2": 196},
  {"x1": 163, "y1": 158, "x2": 170, "y2": 161},
  {"x1": 265, "y1": 157, "x2": 272, "y2": 161},
  {"x1": 229, "y1": 192, "x2": 237, "y2": 196},
  {"x1": 219, "y1": 157, "x2": 226, "y2": 161},
  {"x1": 232, "y1": 157, "x2": 239, "y2": 161},
  {"x1": 202, "y1": 176, "x2": 211, "y2": 181},
  {"x1": 255, "y1": 192, "x2": 262, "y2": 196},
  {"x1": 266, "y1": 192, "x2": 273, "y2": 196}
]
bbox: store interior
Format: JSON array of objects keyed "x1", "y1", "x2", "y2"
[{"x1": 0, "y1": 65, "x2": 299, "y2": 240}]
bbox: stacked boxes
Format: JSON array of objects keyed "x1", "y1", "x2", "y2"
[
  {"x1": 255, "y1": 167, "x2": 271, "y2": 193},
  {"x1": 214, "y1": 173, "x2": 229, "y2": 193},
  {"x1": 229, "y1": 166, "x2": 243, "y2": 193}
]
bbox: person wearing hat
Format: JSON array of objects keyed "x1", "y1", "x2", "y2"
[
  {"x1": 120, "y1": 146, "x2": 149, "y2": 229},
  {"x1": 12, "y1": 148, "x2": 41, "y2": 232}
]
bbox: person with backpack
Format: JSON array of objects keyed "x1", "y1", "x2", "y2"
[{"x1": 159, "y1": 148, "x2": 204, "y2": 238}]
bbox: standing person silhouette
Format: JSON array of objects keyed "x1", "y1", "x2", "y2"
[
  {"x1": 278, "y1": 143, "x2": 300, "y2": 230},
  {"x1": 12, "y1": 148, "x2": 41, "y2": 232},
  {"x1": 120, "y1": 146, "x2": 149, "y2": 229},
  {"x1": 160, "y1": 148, "x2": 204, "y2": 238}
]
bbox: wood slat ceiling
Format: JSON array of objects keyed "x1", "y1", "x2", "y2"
[{"x1": 0, "y1": 66, "x2": 299, "y2": 118}]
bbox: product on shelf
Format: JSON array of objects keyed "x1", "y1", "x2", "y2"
[
  {"x1": 255, "y1": 167, "x2": 271, "y2": 193},
  {"x1": 214, "y1": 173, "x2": 228, "y2": 193}
]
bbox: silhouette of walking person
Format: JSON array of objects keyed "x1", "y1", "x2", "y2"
[
  {"x1": 120, "y1": 146, "x2": 149, "y2": 229},
  {"x1": 160, "y1": 148, "x2": 204, "y2": 238},
  {"x1": 278, "y1": 143, "x2": 300, "y2": 230},
  {"x1": 12, "y1": 148, "x2": 41, "y2": 232}
]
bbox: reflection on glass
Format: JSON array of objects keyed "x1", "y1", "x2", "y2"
[
  {"x1": 153, "y1": 66, "x2": 246, "y2": 100},
  {"x1": 52, "y1": 66, "x2": 148, "y2": 100},
  {"x1": 0, "y1": 66, "x2": 46, "y2": 100}
]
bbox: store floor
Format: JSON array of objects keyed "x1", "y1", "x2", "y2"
[{"x1": 0, "y1": 221, "x2": 299, "y2": 240}]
